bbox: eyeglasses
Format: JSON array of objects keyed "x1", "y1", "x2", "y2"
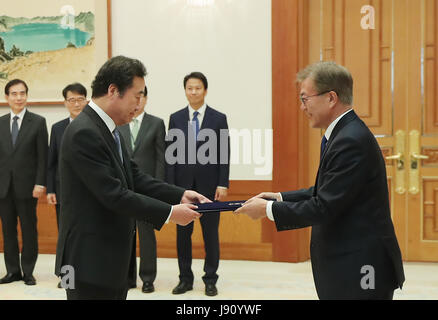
[
  {"x1": 300, "y1": 90, "x2": 332, "y2": 106},
  {"x1": 66, "y1": 97, "x2": 86, "y2": 104}
]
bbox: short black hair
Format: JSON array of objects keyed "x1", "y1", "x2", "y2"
[
  {"x1": 184, "y1": 72, "x2": 208, "y2": 90},
  {"x1": 5, "y1": 79, "x2": 28, "y2": 95},
  {"x1": 62, "y1": 83, "x2": 87, "y2": 99},
  {"x1": 144, "y1": 85, "x2": 148, "y2": 97},
  {"x1": 91, "y1": 55, "x2": 147, "y2": 99}
]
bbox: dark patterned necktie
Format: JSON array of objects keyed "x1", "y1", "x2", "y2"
[
  {"x1": 11, "y1": 115, "x2": 19, "y2": 146},
  {"x1": 320, "y1": 136, "x2": 327, "y2": 162},
  {"x1": 113, "y1": 129, "x2": 123, "y2": 164}
]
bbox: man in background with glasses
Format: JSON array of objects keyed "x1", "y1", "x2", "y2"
[{"x1": 47, "y1": 83, "x2": 87, "y2": 236}]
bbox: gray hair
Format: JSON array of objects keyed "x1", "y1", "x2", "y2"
[{"x1": 297, "y1": 61, "x2": 353, "y2": 105}]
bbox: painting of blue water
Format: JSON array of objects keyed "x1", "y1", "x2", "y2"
[{"x1": 0, "y1": 23, "x2": 92, "y2": 52}]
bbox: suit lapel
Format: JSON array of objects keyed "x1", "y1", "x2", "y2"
[
  {"x1": 314, "y1": 110, "x2": 358, "y2": 194},
  {"x1": 0, "y1": 114, "x2": 13, "y2": 153},
  {"x1": 200, "y1": 105, "x2": 212, "y2": 130},
  {"x1": 83, "y1": 106, "x2": 129, "y2": 182},
  {"x1": 14, "y1": 111, "x2": 33, "y2": 150},
  {"x1": 132, "y1": 115, "x2": 149, "y2": 154}
]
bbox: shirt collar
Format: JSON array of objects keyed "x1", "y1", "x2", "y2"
[
  {"x1": 188, "y1": 103, "x2": 206, "y2": 118},
  {"x1": 133, "y1": 111, "x2": 145, "y2": 124},
  {"x1": 88, "y1": 100, "x2": 116, "y2": 133},
  {"x1": 324, "y1": 109, "x2": 353, "y2": 140},
  {"x1": 10, "y1": 108, "x2": 26, "y2": 119}
]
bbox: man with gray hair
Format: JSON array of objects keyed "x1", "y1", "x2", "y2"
[{"x1": 236, "y1": 61, "x2": 405, "y2": 300}]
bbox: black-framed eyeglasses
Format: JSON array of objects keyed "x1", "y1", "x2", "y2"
[
  {"x1": 66, "y1": 97, "x2": 86, "y2": 104},
  {"x1": 300, "y1": 90, "x2": 332, "y2": 105}
]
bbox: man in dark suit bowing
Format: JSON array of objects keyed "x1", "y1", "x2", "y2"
[
  {"x1": 119, "y1": 85, "x2": 166, "y2": 293},
  {"x1": 167, "y1": 72, "x2": 230, "y2": 297},
  {"x1": 236, "y1": 61, "x2": 405, "y2": 300},
  {"x1": 47, "y1": 83, "x2": 88, "y2": 230},
  {"x1": 0, "y1": 79, "x2": 48, "y2": 286},
  {"x1": 54, "y1": 56, "x2": 209, "y2": 300}
]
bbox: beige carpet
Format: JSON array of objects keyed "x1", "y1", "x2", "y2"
[{"x1": 0, "y1": 253, "x2": 436, "y2": 300}]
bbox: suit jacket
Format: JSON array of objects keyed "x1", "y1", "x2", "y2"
[
  {"x1": 272, "y1": 111, "x2": 405, "y2": 299},
  {"x1": 166, "y1": 105, "x2": 230, "y2": 198},
  {"x1": 119, "y1": 113, "x2": 165, "y2": 180},
  {"x1": 0, "y1": 110, "x2": 48, "y2": 199},
  {"x1": 55, "y1": 105, "x2": 185, "y2": 289},
  {"x1": 47, "y1": 118, "x2": 70, "y2": 199}
]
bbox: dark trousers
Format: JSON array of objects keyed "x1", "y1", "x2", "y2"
[
  {"x1": 55, "y1": 203, "x2": 61, "y2": 231},
  {"x1": 0, "y1": 184, "x2": 38, "y2": 276},
  {"x1": 128, "y1": 221, "x2": 157, "y2": 285},
  {"x1": 66, "y1": 281, "x2": 128, "y2": 300},
  {"x1": 176, "y1": 211, "x2": 220, "y2": 285}
]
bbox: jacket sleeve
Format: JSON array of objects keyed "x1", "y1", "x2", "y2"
[
  {"x1": 165, "y1": 115, "x2": 176, "y2": 184},
  {"x1": 46, "y1": 125, "x2": 57, "y2": 193},
  {"x1": 217, "y1": 114, "x2": 230, "y2": 188},
  {"x1": 154, "y1": 119, "x2": 166, "y2": 181},
  {"x1": 272, "y1": 136, "x2": 370, "y2": 231},
  {"x1": 36, "y1": 118, "x2": 48, "y2": 187}
]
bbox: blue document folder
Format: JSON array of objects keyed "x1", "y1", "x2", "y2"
[{"x1": 194, "y1": 200, "x2": 246, "y2": 213}]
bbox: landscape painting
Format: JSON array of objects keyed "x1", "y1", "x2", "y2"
[{"x1": 0, "y1": 0, "x2": 110, "y2": 104}]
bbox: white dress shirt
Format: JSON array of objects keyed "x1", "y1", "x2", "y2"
[
  {"x1": 10, "y1": 108, "x2": 26, "y2": 131},
  {"x1": 266, "y1": 109, "x2": 353, "y2": 221}
]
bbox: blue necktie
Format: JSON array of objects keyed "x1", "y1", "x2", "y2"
[
  {"x1": 320, "y1": 136, "x2": 327, "y2": 162},
  {"x1": 113, "y1": 129, "x2": 123, "y2": 164},
  {"x1": 192, "y1": 111, "x2": 200, "y2": 138},
  {"x1": 11, "y1": 115, "x2": 19, "y2": 146}
]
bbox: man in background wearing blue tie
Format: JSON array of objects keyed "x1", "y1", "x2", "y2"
[
  {"x1": 0, "y1": 79, "x2": 48, "y2": 286},
  {"x1": 167, "y1": 72, "x2": 230, "y2": 297}
]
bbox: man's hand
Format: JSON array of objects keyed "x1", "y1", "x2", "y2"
[
  {"x1": 47, "y1": 193, "x2": 57, "y2": 205},
  {"x1": 234, "y1": 197, "x2": 268, "y2": 220},
  {"x1": 214, "y1": 188, "x2": 227, "y2": 201},
  {"x1": 32, "y1": 185, "x2": 45, "y2": 199},
  {"x1": 181, "y1": 190, "x2": 212, "y2": 204},
  {"x1": 250, "y1": 192, "x2": 282, "y2": 202},
  {"x1": 170, "y1": 203, "x2": 202, "y2": 226}
]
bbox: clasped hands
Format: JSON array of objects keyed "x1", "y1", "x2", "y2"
[{"x1": 234, "y1": 192, "x2": 281, "y2": 220}]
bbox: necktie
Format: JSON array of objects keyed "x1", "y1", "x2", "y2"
[
  {"x1": 131, "y1": 118, "x2": 140, "y2": 149},
  {"x1": 113, "y1": 129, "x2": 123, "y2": 164},
  {"x1": 192, "y1": 111, "x2": 200, "y2": 138},
  {"x1": 320, "y1": 136, "x2": 328, "y2": 161},
  {"x1": 11, "y1": 115, "x2": 19, "y2": 146}
]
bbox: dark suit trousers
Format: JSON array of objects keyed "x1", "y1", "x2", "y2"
[
  {"x1": 128, "y1": 221, "x2": 157, "y2": 285},
  {"x1": 66, "y1": 281, "x2": 128, "y2": 300},
  {"x1": 55, "y1": 203, "x2": 60, "y2": 231},
  {"x1": 177, "y1": 210, "x2": 220, "y2": 285},
  {"x1": 0, "y1": 183, "x2": 38, "y2": 276}
]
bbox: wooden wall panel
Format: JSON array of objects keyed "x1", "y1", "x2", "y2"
[
  {"x1": 321, "y1": 0, "x2": 393, "y2": 136},
  {"x1": 424, "y1": 0, "x2": 438, "y2": 134}
]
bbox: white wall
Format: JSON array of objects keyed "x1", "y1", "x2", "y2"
[
  {"x1": 112, "y1": 0, "x2": 272, "y2": 180},
  {"x1": 1, "y1": 0, "x2": 272, "y2": 180}
]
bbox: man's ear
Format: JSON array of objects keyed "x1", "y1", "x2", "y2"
[
  {"x1": 108, "y1": 84, "x2": 119, "y2": 98},
  {"x1": 328, "y1": 91, "x2": 338, "y2": 106}
]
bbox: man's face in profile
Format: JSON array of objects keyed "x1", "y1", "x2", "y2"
[{"x1": 113, "y1": 76, "x2": 145, "y2": 125}]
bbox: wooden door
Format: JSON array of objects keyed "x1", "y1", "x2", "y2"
[{"x1": 308, "y1": 0, "x2": 438, "y2": 261}]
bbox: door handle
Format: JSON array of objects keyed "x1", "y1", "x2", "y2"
[
  {"x1": 409, "y1": 130, "x2": 427, "y2": 194},
  {"x1": 385, "y1": 130, "x2": 405, "y2": 194},
  {"x1": 411, "y1": 153, "x2": 429, "y2": 160}
]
